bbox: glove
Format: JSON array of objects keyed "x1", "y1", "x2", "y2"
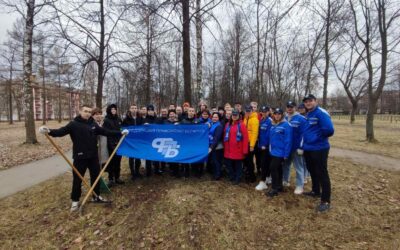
[
  {"x1": 144, "y1": 123, "x2": 149, "y2": 125},
  {"x1": 39, "y1": 126, "x2": 50, "y2": 134},
  {"x1": 297, "y1": 149, "x2": 304, "y2": 156},
  {"x1": 261, "y1": 146, "x2": 266, "y2": 150},
  {"x1": 174, "y1": 122, "x2": 179, "y2": 125},
  {"x1": 208, "y1": 148, "x2": 212, "y2": 154},
  {"x1": 121, "y1": 129, "x2": 129, "y2": 135}
]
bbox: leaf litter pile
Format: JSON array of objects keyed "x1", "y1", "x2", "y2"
[{"x1": 0, "y1": 157, "x2": 399, "y2": 249}]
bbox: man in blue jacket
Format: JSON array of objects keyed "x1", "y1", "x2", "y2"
[
  {"x1": 255, "y1": 105, "x2": 272, "y2": 191},
  {"x1": 266, "y1": 108, "x2": 292, "y2": 197},
  {"x1": 302, "y1": 94, "x2": 334, "y2": 212},
  {"x1": 283, "y1": 101, "x2": 307, "y2": 195}
]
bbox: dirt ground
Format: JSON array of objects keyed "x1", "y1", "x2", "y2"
[
  {"x1": 0, "y1": 157, "x2": 399, "y2": 249},
  {"x1": 0, "y1": 121, "x2": 72, "y2": 170},
  {"x1": 330, "y1": 119, "x2": 400, "y2": 159}
]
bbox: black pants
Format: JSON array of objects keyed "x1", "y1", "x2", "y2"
[
  {"x1": 170, "y1": 163, "x2": 180, "y2": 177},
  {"x1": 226, "y1": 159, "x2": 243, "y2": 183},
  {"x1": 71, "y1": 157, "x2": 101, "y2": 202},
  {"x1": 255, "y1": 146, "x2": 262, "y2": 176},
  {"x1": 270, "y1": 156, "x2": 284, "y2": 191},
  {"x1": 145, "y1": 160, "x2": 153, "y2": 176},
  {"x1": 260, "y1": 149, "x2": 271, "y2": 181},
  {"x1": 304, "y1": 149, "x2": 331, "y2": 203},
  {"x1": 182, "y1": 164, "x2": 190, "y2": 177},
  {"x1": 244, "y1": 149, "x2": 256, "y2": 182},
  {"x1": 129, "y1": 158, "x2": 141, "y2": 177},
  {"x1": 107, "y1": 146, "x2": 121, "y2": 180},
  {"x1": 192, "y1": 163, "x2": 204, "y2": 177}
]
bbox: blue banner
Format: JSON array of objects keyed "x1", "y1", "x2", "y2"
[{"x1": 117, "y1": 124, "x2": 209, "y2": 163}]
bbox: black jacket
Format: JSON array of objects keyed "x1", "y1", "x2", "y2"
[
  {"x1": 103, "y1": 106, "x2": 122, "y2": 150},
  {"x1": 122, "y1": 112, "x2": 143, "y2": 126},
  {"x1": 49, "y1": 116, "x2": 120, "y2": 160},
  {"x1": 143, "y1": 115, "x2": 157, "y2": 124},
  {"x1": 181, "y1": 117, "x2": 198, "y2": 125}
]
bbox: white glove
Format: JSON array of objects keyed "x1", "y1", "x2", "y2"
[
  {"x1": 144, "y1": 123, "x2": 149, "y2": 125},
  {"x1": 261, "y1": 146, "x2": 266, "y2": 150},
  {"x1": 174, "y1": 122, "x2": 179, "y2": 125},
  {"x1": 121, "y1": 129, "x2": 129, "y2": 135},
  {"x1": 208, "y1": 148, "x2": 212, "y2": 154},
  {"x1": 297, "y1": 149, "x2": 304, "y2": 155},
  {"x1": 39, "y1": 126, "x2": 50, "y2": 134}
]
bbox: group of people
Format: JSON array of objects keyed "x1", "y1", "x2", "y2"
[{"x1": 39, "y1": 94, "x2": 334, "y2": 213}]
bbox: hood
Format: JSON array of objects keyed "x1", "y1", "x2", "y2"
[{"x1": 106, "y1": 104, "x2": 118, "y2": 119}]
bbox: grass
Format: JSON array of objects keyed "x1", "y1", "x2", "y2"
[
  {"x1": 0, "y1": 121, "x2": 72, "y2": 169},
  {"x1": 1, "y1": 158, "x2": 399, "y2": 249},
  {"x1": 331, "y1": 118, "x2": 400, "y2": 159}
]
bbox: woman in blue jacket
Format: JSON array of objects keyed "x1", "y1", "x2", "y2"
[
  {"x1": 209, "y1": 112, "x2": 224, "y2": 180},
  {"x1": 267, "y1": 108, "x2": 293, "y2": 197}
]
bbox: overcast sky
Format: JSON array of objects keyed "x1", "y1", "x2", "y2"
[{"x1": 0, "y1": 12, "x2": 18, "y2": 44}]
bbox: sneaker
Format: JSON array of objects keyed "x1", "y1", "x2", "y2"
[
  {"x1": 265, "y1": 177, "x2": 272, "y2": 184},
  {"x1": 255, "y1": 181, "x2": 268, "y2": 191},
  {"x1": 294, "y1": 186, "x2": 304, "y2": 195},
  {"x1": 115, "y1": 179, "x2": 125, "y2": 185},
  {"x1": 91, "y1": 195, "x2": 112, "y2": 204},
  {"x1": 283, "y1": 181, "x2": 290, "y2": 187},
  {"x1": 317, "y1": 202, "x2": 330, "y2": 212},
  {"x1": 266, "y1": 189, "x2": 279, "y2": 197},
  {"x1": 303, "y1": 191, "x2": 320, "y2": 198},
  {"x1": 70, "y1": 201, "x2": 79, "y2": 212}
]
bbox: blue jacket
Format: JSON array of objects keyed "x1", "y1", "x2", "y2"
[
  {"x1": 269, "y1": 120, "x2": 292, "y2": 158},
  {"x1": 285, "y1": 113, "x2": 307, "y2": 151},
  {"x1": 258, "y1": 117, "x2": 272, "y2": 148},
  {"x1": 303, "y1": 106, "x2": 334, "y2": 151},
  {"x1": 209, "y1": 121, "x2": 223, "y2": 150}
]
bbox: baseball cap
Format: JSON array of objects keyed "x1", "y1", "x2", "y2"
[
  {"x1": 273, "y1": 108, "x2": 284, "y2": 114},
  {"x1": 260, "y1": 105, "x2": 270, "y2": 112},
  {"x1": 286, "y1": 101, "x2": 296, "y2": 107},
  {"x1": 302, "y1": 94, "x2": 316, "y2": 102},
  {"x1": 245, "y1": 105, "x2": 252, "y2": 112}
]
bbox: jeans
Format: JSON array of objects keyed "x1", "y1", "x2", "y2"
[
  {"x1": 283, "y1": 150, "x2": 306, "y2": 187},
  {"x1": 226, "y1": 159, "x2": 243, "y2": 183},
  {"x1": 304, "y1": 149, "x2": 331, "y2": 203}
]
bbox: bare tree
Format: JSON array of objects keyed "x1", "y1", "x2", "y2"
[{"x1": 350, "y1": 0, "x2": 400, "y2": 142}]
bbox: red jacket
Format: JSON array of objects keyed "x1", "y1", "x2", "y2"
[{"x1": 223, "y1": 121, "x2": 249, "y2": 160}]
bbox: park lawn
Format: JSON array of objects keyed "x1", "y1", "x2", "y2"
[
  {"x1": 0, "y1": 158, "x2": 399, "y2": 249},
  {"x1": 0, "y1": 121, "x2": 72, "y2": 170},
  {"x1": 331, "y1": 119, "x2": 400, "y2": 159}
]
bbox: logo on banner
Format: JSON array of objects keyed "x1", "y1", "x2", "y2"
[{"x1": 152, "y1": 138, "x2": 181, "y2": 158}]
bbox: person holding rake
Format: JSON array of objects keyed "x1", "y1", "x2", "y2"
[{"x1": 39, "y1": 104, "x2": 129, "y2": 212}]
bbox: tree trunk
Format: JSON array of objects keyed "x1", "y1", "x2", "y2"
[
  {"x1": 58, "y1": 62, "x2": 62, "y2": 123},
  {"x1": 322, "y1": 0, "x2": 331, "y2": 108},
  {"x1": 366, "y1": 100, "x2": 376, "y2": 142},
  {"x1": 22, "y1": 0, "x2": 38, "y2": 144},
  {"x1": 8, "y1": 59, "x2": 13, "y2": 125},
  {"x1": 96, "y1": 0, "x2": 105, "y2": 108},
  {"x1": 145, "y1": 12, "x2": 152, "y2": 105},
  {"x1": 181, "y1": 0, "x2": 192, "y2": 104},
  {"x1": 195, "y1": 0, "x2": 203, "y2": 104},
  {"x1": 350, "y1": 101, "x2": 357, "y2": 124},
  {"x1": 41, "y1": 46, "x2": 46, "y2": 125}
]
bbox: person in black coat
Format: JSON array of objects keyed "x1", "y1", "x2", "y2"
[
  {"x1": 103, "y1": 104, "x2": 124, "y2": 186},
  {"x1": 39, "y1": 104, "x2": 128, "y2": 211},
  {"x1": 143, "y1": 104, "x2": 159, "y2": 176},
  {"x1": 122, "y1": 104, "x2": 144, "y2": 181}
]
